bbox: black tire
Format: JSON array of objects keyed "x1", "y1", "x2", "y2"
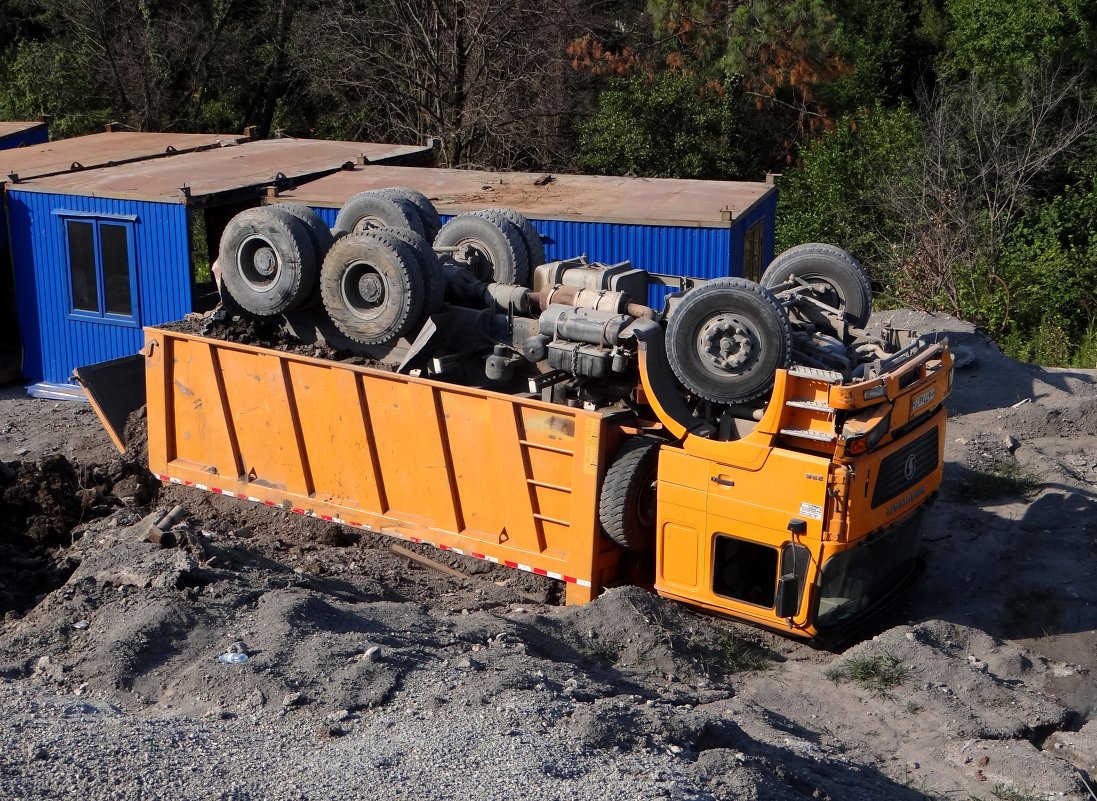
[
  {"x1": 218, "y1": 206, "x2": 319, "y2": 317},
  {"x1": 272, "y1": 202, "x2": 336, "y2": 260},
  {"x1": 375, "y1": 188, "x2": 442, "y2": 242},
  {"x1": 380, "y1": 226, "x2": 445, "y2": 316},
  {"x1": 476, "y1": 207, "x2": 545, "y2": 272},
  {"x1": 599, "y1": 436, "x2": 663, "y2": 552},
  {"x1": 665, "y1": 278, "x2": 791, "y2": 404},
  {"x1": 760, "y1": 244, "x2": 872, "y2": 330},
  {"x1": 358, "y1": 229, "x2": 428, "y2": 330},
  {"x1": 319, "y1": 233, "x2": 425, "y2": 345},
  {"x1": 434, "y1": 213, "x2": 528, "y2": 285},
  {"x1": 470, "y1": 211, "x2": 531, "y2": 285},
  {"x1": 333, "y1": 192, "x2": 426, "y2": 238}
]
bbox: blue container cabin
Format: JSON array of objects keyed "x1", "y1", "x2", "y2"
[
  {"x1": 276, "y1": 166, "x2": 778, "y2": 310},
  {"x1": 0, "y1": 120, "x2": 49, "y2": 150},
  {"x1": 7, "y1": 138, "x2": 434, "y2": 389},
  {"x1": 1, "y1": 130, "x2": 245, "y2": 384}
]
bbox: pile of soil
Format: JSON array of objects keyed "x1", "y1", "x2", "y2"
[{"x1": 0, "y1": 455, "x2": 153, "y2": 615}]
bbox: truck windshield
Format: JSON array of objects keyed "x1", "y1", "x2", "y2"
[{"x1": 816, "y1": 518, "x2": 924, "y2": 629}]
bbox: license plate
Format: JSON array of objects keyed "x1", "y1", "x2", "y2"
[{"x1": 911, "y1": 387, "x2": 936, "y2": 413}]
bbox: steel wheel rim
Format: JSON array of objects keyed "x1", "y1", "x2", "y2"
[
  {"x1": 341, "y1": 260, "x2": 388, "y2": 321},
  {"x1": 236, "y1": 234, "x2": 280, "y2": 291}
]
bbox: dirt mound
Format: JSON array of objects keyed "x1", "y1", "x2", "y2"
[
  {"x1": 0, "y1": 455, "x2": 161, "y2": 616},
  {"x1": 1, "y1": 455, "x2": 85, "y2": 546},
  {"x1": 0, "y1": 456, "x2": 98, "y2": 615},
  {"x1": 544, "y1": 585, "x2": 771, "y2": 684}
]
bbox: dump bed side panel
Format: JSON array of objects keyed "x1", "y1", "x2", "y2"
[{"x1": 145, "y1": 328, "x2": 617, "y2": 602}]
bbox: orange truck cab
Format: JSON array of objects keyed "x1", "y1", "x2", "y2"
[{"x1": 652, "y1": 342, "x2": 952, "y2": 639}]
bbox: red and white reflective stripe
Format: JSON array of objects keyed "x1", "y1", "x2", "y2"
[{"x1": 156, "y1": 474, "x2": 592, "y2": 588}]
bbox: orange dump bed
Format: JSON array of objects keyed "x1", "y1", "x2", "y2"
[{"x1": 143, "y1": 328, "x2": 622, "y2": 602}]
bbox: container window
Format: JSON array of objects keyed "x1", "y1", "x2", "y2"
[
  {"x1": 100, "y1": 224, "x2": 132, "y2": 316},
  {"x1": 743, "y1": 220, "x2": 764, "y2": 282},
  {"x1": 712, "y1": 534, "x2": 778, "y2": 607},
  {"x1": 66, "y1": 220, "x2": 98, "y2": 312},
  {"x1": 61, "y1": 215, "x2": 137, "y2": 325}
]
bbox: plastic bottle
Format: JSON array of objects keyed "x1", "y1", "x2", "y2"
[{"x1": 217, "y1": 652, "x2": 248, "y2": 664}]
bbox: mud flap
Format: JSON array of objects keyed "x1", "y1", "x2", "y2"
[
  {"x1": 626, "y1": 319, "x2": 716, "y2": 440},
  {"x1": 73, "y1": 355, "x2": 146, "y2": 454}
]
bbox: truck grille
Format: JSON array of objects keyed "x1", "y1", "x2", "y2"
[{"x1": 871, "y1": 428, "x2": 939, "y2": 508}]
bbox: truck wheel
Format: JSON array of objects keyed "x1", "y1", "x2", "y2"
[
  {"x1": 665, "y1": 278, "x2": 791, "y2": 404},
  {"x1": 380, "y1": 226, "x2": 445, "y2": 315},
  {"x1": 218, "y1": 206, "x2": 319, "y2": 317},
  {"x1": 333, "y1": 192, "x2": 426, "y2": 238},
  {"x1": 599, "y1": 436, "x2": 663, "y2": 552},
  {"x1": 434, "y1": 213, "x2": 528, "y2": 285},
  {"x1": 320, "y1": 233, "x2": 425, "y2": 345},
  {"x1": 359, "y1": 228, "x2": 429, "y2": 330},
  {"x1": 271, "y1": 202, "x2": 335, "y2": 259},
  {"x1": 760, "y1": 244, "x2": 872, "y2": 330},
  {"x1": 375, "y1": 188, "x2": 442, "y2": 242},
  {"x1": 476, "y1": 208, "x2": 545, "y2": 271}
]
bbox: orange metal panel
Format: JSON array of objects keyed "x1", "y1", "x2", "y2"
[{"x1": 144, "y1": 327, "x2": 619, "y2": 602}]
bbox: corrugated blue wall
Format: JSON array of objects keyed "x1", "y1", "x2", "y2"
[
  {"x1": 9, "y1": 190, "x2": 191, "y2": 384},
  {"x1": 311, "y1": 203, "x2": 778, "y2": 309},
  {"x1": 0, "y1": 126, "x2": 49, "y2": 150}
]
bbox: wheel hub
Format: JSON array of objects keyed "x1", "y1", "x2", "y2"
[
  {"x1": 699, "y1": 315, "x2": 757, "y2": 372},
  {"x1": 457, "y1": 242, "x2": 492, "y2": 281},
  {"x1": 252, "y1": 246, "x2": 277, "y2": 277},
  {"x1": 357, "y1": 273, "x2": 384, "y2": 304},
  {"x1": 352, "y1": 216, "x2": 383, "y2": 234}
]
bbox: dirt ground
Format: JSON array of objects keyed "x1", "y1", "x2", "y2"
[{"x1": 1, "y1": 311, "x2": 1096, "y2": 800}]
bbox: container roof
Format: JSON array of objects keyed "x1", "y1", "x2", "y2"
[
  {"x1": 1, "y1": 131, "x2": 239, "y2": 182},
  {"x1": 16, "y1": 138, "x2": 435, "y2": 203},
  {"x1": 0, "y1": 120, "x2": 48, "y2": 142},
  {"x1": 276, "y1": 165, "x2": 776, "y2": 227}
]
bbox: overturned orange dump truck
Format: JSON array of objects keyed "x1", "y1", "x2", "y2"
[
  {"x1": 82, "y1": 317, "x2": 950, "y2": 641},
  {"x1": 80, "y1": 192, "x2": 952, "y2": 640}
]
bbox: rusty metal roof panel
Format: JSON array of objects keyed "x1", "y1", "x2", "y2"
[
  {"x1": 17, "y1": 138, "x2": 433, "y2": 203},
  {"x1": 275, "y1": 165, "x2": 775, "y2": 227},
  {"x1": 0, "y1": 121, "x2": 49, "y2": 147},
  {"x1": 0, "y1": 121, "x2": 43, "y2": 136},
  {"x1": 0, "y1": 131, "x2": 240, "y2": 182}
]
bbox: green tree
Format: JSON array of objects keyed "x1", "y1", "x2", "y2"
[
  {"x1": 0, "y1": 39, "x2": 107, "y2": 137},
  {"x1": 943, "y1": 0, "x2": 1097, "y2": 82},
  {"x1": 997, "y1": 182, "x2": 1097, "y2": 364},
  {"x1": 576, "y1": 71, "x2": 745, "y2": 179},
  {"x1": 776, "y1": 104, "x2": 920, "y2": 263}
]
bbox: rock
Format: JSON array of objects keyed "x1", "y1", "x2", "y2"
[
  {"x1": 110, "y1": 475, "x2": 142, "y2": 503},
  {"x1": 363, "y1": 645, "x2": 382, "y2": 662},
  {"x1": 241, "y1": 689, "x2": 266, "y2": 710},
  {"x1": 950, "y1": 345, "x2": 976, "y2": 369},
  {"x1": 28, "y1": 745, "x2": 49, "y2": 761},
  {"x1": 282, "y1": 692, "x2": 306, "y2": 708}
]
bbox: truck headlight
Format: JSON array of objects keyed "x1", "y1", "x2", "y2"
[
  {"x1": 863, "y1": 383, "x2": 887, "y2": 401},
  {"x1": 844, "y1": 411, "x2": 892, "y2": 455}
]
